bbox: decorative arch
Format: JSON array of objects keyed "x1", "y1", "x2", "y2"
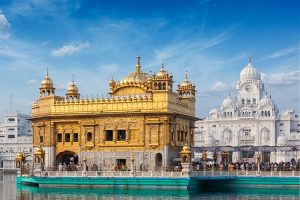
[
  {"x1": 112, "y1": 86, "x2": 147, "y2": 96},
  {"x1": 223, "y1": 128, "x2": 232, "y2": 144},
  {"x1": 261, "y1": 127, "x2": 270, "y2": 142}
]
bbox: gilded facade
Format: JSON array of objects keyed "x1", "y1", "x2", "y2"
[{"x1": 32, "y1": 57, "x2": 197, "y2": 170}]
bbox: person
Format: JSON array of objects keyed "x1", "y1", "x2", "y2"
[{"x1": 219, "y1": 163, "x2": 224, "y2": 171}]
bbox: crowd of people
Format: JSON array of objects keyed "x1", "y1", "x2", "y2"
[{"x1": 193, "y1": 160, "x2": 300, "y2": 171}]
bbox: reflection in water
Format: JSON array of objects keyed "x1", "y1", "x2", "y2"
[{"x1": 0, "y1": 173, "x2": 299, "y2": 200}]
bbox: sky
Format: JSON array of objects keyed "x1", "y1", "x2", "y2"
[{"x1": 0, "y1": 0, "x2": 299, "y2": 120}]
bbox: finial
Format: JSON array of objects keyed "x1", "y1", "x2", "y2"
[
  {"x1": 185, "y1": 70, "x2": 188, "y2": 81},
  {"x1": 161, "y1": 58, "x2": 164, "y2": 71},
  {"x1": 248, "y1": 55, "x2": 252, "y2": 64},
  {"x1": 136, "y1": 56, "x2": 141, "y2": 72},
  {"x1": 46, "y1": 67, "x2": 49, "y2": 77},
  {"x1": 136, "y1": 56, "x2": 140, "y2": 66},
  {"x1": 72, "y1": 74, "x2": 75, "y2": 84}
]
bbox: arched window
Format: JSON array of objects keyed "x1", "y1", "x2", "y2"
[
  {"x1": 158, "y1": 82, "x2": 162, "y2": 90},
  {"x1": 87, "y1": 132, "x2": 93, "y2": 142},
  {"x1": 268, "y1": 111, "x2": 271, "y2": 116},
  {"x1": 261, "y1": 128, "x2": 270, "y2": 142},
  {"x1": 223, "y1": 129, "x2": 232, "y2": 144},
  {"x1": 162, "y1": 82, "x2": 166, "y2": 90},
  {"x1": 154, "y1": 82, "x2": 158, "y2": 90},
  {"x1": 230, "y1": 112, "x2": 233, "y2": 117},
  {"x1": 224, "y1": 112, "x2": 226, "y2": 117},
  {"x1": 261, "y1": 111, "x2": 264, "y2": 116}
]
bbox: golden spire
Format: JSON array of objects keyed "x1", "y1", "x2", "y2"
[
  {"x1": 161, "y1": 58, "x2": 165, "y2": 71},
  {"x1": 46, "y1": 67, "x2": 49, "y2": 78},
  {"x1": 72, "y1": 74, "x2": 75, "y2": 85},
  {"x1": 185, "y1": 70, "x2": 188, "y2": 81},
  {"x1": 136, "y1": 56, "x2": 141, "y2": 73}
]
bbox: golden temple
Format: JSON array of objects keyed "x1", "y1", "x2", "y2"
[{"x1": 32, "y1": 57, "x2": 197, "y2": 170}]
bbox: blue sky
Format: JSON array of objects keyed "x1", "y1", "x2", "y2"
[{"x1": 0, "y1": 0, "x2": 299, "y2": 119}]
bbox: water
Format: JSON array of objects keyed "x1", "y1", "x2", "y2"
[{"x1": 1, "y1": 173, "x2": 299, "y2": 200}]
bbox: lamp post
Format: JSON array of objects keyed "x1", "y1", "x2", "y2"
[
  {"x1": 202, "y1": 151, "x2": 207, "y2": 171},
  {"x1": 130, "y1": 156, "x2": 135, "y2": 176},
  {"x1": 257, "y1": 153, "x2": 261, "y2": 175},
  {"x1": 15, "y1": 152, "x2": 25, "y2": 177},
  {"x1": 82, "y1": 157, "x2": 87, "y2": 177}
]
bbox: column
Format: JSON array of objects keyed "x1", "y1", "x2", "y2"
[
  {"x1": 113, "y1": 129, "x2": 117, "y2": 142},
  {"x1": 126, "y1": 129, "x2": 129, "y2": 142}
]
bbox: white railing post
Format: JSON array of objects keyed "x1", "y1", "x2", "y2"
[
  {"x1": 227, "y1": 167, "x2": 230, "y2": 176},
  {"x1": 171, "y1": 171, "x2": 173, "y2": 177},
  {"x1": 151, "y1": 171, "x2": 153, "y2": 177}
]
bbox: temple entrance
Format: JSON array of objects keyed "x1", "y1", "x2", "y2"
[
  {"x1": 241, "y1": 150, "x2": 255, "y2": 162},
  {"x1": 116, "y1": 159, "x2": 127, "y2": 171},
  {"x1": 155, "y1": 153, "x2": 162, "y2": 171},
  {"x1": 221, "y1": 151, "x2": 232, "y2": 163},
  {"x1": 262, "y1": 152, "x2": 270, "y2": 163},
  {"x1": 56, "y1": 151, "x2": 78, "y2": 166}
]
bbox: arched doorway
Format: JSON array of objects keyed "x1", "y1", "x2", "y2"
[
  {"x1": 56, "y1": 151, "x2": 78, "y2": 166},
  {"x1": 155, "y1": 153, "x2": 162, "y2": 171},
  {"x1": 0, "y1": 160, "x2": 3, "y2": 168}
]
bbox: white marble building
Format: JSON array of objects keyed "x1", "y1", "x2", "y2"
[
  {"x1": 195, "y1": 59, "x2": 300, "y2": 163},
  {"x1": 0, "y1": 113, "x2": 33, "y2": 169}
]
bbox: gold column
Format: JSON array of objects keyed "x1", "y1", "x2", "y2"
[
  {"x1": 102, "y1": 130, "x2": 106, "y2": 143},
  {"x1": 113, "y1": 129, "x2": 117, "y2": 142},
  {"x1": 71, "y1": 131, "x2": 73, "y2": 145},
  {"x1": 126, "y1": 129, "x2": 129, "y2": 142}
]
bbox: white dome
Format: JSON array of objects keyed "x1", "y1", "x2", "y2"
[
  {"x1": 209, "y1": 108, "x2": 218, "y2": 115},
  {"x1": 240, "y1": 61, "x2": 260, "y2": 84},
  {"x1": 277, "y1": 133, "x2": 288, "y2": 146},
  {"x1": 259, "y1": 94, "x2": 273, "y2": 107},
  {"x1": 221, "y1": 95, "x2": 235, "y2": 109}
]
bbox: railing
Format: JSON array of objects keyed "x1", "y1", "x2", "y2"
[{"x1": 30, "y1": 169, "x2": 300, "y2": 178}]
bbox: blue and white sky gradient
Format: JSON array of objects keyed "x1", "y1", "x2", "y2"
[{"x1": 0, "y1": 0, "x2": 299, "y2": 119}]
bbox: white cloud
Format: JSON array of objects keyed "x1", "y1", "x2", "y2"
[
  {"x1": 97, "y1": 63, "x2": 120, "y2": 74},
  {"x1": 0, "y1": 11, "x2": 10, "y2": 40},
  {"x1": 51, "y1": 42, "x2": 90, "y2": 57},
  {"x1": 210, "y1": 81, "x2": 233, "y2": 92},
  {"x1": 27, "y1": 79, "x2": 36, "y2": 84},
  {"x1": 154, "y1": 30, "x2": 231, "y2": 60},
  {"x1": 261, "y1": 71, "x2": 300, "y2": 86},
  {"x1": 262, "y1": 47, "x2": 297, "y2": 60}
]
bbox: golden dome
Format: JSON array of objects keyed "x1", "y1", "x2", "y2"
[
  {"x1": 34, "y1": 146, "x2": 45, "y2": 155},
  {"x1": 15, "y1": 152, "x2": 24, "y2": 161},
  {"x1": 40, "y1": 68, "x2": 54, "y2": 89},
  {"x1": 181, "y1": 143, "x2": 191, "y2": 154},
  {"x1": 180, "y1": 71, "x2": 193, "y2": 87},
  {"x1": 120, "y1": 56, "x2": 148, "y2": 84},
  {"x1": 109, "y1": 78, "x2": 116, "y2": 87},
  {"x1": 156, "y1": 60, "x2": 167, "y2": 77},
  {"x1": 66, "y1": 80, "x2": 79, "y2": 95}
]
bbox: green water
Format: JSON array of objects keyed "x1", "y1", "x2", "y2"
[{"x1": 1, "y1": 173, "x2": 299, "y2": 200}]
